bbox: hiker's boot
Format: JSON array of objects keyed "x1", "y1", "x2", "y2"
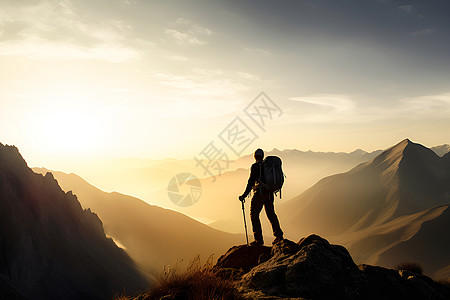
[
  {"x1": 272, "y1": 237, "x2": 284, "y2": 245},
  {"x1": 250, "y1": 240, "x2": 264, "y2": 246}
]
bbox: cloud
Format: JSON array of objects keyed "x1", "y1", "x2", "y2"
[
  {"x1": 237, "y1": 71, "x2": 260, "y2": 81},
  {"x1": 410, "y1": 28, "x2": 435, "y2": 36},
  {"x1": 287, "y1": 94, "x2": 356, "y2": 123},
  {"x1": 0, "y1": 39, "x2": 139, "y2": 62},
  {"x1": 0, "y1": 0, "x2": 140, "y2": 62},
  {"x1": 398, "y1": 93, "x2": 450, "y2": 118},
  {"x1": 133, "y1": 71, "x2": 249, "y2": 121},
  {"x1": 165, "y1": 29, "x2": 206, "y2": 45},
  {"x1": 174, "y1": 18, "x2": 212, "y2": 35},
  {"x1": 193, "y1": 68, "x2": 224, "y2": 75},
  {"x1": 399, "y1": 5, "x2": 413, "y2": 13},
  {"x1": 243, "y1": 47, "x2": 272, "y2": 56},
  {"x1": 290, "y1": 94, "x2": 355, "y2": 112},
  {"x1": 165, "y1": 18, "x2": 212, "y2": 46},
  {"x1": 191, "y1": 24, "x2": 213, "y2": 36},
  {"x1": 151, "y1": 71, "x2": 248, "y2": 97},
  {"x1": 174, "y1": 17, "x2": 190, "y2": 25},
  {"x1": 166, "y1": 54, "x2": 189, "y2": 61},
  {"x1": 286, "y1": 93, "x2": 450, "y2": 124}
]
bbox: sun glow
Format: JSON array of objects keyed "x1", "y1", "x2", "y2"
[
  {"x1": 25, "y1": 92, "x2": 114, "y2": 156},
  {"x1": 40, "y1": 111, "x2": 103, "y2": 154}
]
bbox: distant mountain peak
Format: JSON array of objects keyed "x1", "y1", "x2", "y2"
[
  {"x1": 443, "y1": 151, "x2": 450, "y2": 160},
  {"x1": 270, "y1": 147, "x2": 282, "y2": 154},
  {"x1": 368, "y1": 139, "x2": 409, "y2": 168},
  {"x1": 391, "y1": 138, "x2": 421, "y2": 149},
  {"x1": 372, "y1": 138, "x2": 436, "y2": 166},
  {"x1": 397, "y1": 138, "x2": 412, "y2": 147},
  {"x1": 431, "y1": 144, "x2": 450, "y2": 157},
  {"x1": 350, "y1": 148, "x2": 367, "y2": 155},
  {"x1": 359, "y1": 139, "x2": 447, "y2": 190}
]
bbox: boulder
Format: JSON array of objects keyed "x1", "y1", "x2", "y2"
[
  {"x1": 215, "y1": 234, "x2": 450, "y2": 300},
  {"x1": 359, "y1": 264, "x2": 450, "y2": 300},
  {"x1": 241, "y1": 235, "x2": 364, "y2": 299},
  {"x1": 215, "y1": 244, "x2": 272, "y2": 273}
]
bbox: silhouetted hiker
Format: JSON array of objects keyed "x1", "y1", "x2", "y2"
[{"x1": 239, "y1": 148, "x2": 284, "y2": 246}]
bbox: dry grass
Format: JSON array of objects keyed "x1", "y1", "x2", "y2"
[
  {"x1": 395, "y1": 262, "x2": 424, "y2": 275},
  {"x1": 436, "y1": 279, "x2": 450, "y2": 289},
  {"x1": 116, "y1": 255, "x2": 244, "y2": 300}
]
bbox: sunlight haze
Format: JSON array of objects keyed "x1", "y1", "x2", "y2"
[
  {"x1": 1, "y1": 2, "x2": 450, "y2": 295},
  {"x1": 1, "y1": 0, "x2": 449, "y2": 171}
]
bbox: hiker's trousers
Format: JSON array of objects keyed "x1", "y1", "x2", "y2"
[{"x1": 250, "y1": 190, "x2": 283, "y2": 242}]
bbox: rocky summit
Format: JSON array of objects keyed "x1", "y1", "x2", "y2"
[{"x1": 214, "y1": 235, "x2": 450, "y2": 300}]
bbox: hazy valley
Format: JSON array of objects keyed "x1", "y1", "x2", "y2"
[{"x1": 33, "y1": 140, "x2": 450, "y2": 280}]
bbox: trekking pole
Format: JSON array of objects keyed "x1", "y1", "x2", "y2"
[{"x1": 241, "y1": 200, "x2": 249, "y2": 246}]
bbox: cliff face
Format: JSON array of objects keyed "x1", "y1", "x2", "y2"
[{"x1": 0, "y1": 143, "x2": 148, "y2": 300}]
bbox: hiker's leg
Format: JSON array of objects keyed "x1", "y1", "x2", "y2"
[
  {"x1": 250, "y1": 193, "x2": 264, "y2": 243},
  {"x1": 263, "y1": 193, "x2": 283, "y2": 238}
]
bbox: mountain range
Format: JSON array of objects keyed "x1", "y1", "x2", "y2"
[
  {"x1": 145, "y1": 143, "x2": 449, "y2": 233},
  {"x1": 278, "y1": 139, "x2": 450, "y2": 278},
  {"x1": 61, "y1": 147, "x2": 387, "y2": 213},
  {"x1": 143, "y1": 147, "x2": 386, "y2": 232}
]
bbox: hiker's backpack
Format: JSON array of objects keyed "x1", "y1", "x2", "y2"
[{"x1": 262, "y1": 156, "x2": 285, "y2": 198}]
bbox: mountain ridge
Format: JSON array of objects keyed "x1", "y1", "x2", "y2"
[
  {"x1": 281, "y1": 139, "x2": 450, "y2": 233},
  {"x1": 0, "y1": 143, "x2": 148, "y2": 299},
  {"x1": 278, "y1": 139, "x2": 450, "y2": 277}
]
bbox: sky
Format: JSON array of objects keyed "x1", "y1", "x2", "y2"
[{"x1": 1, "y1": 0, "x2": 450, "y2": 170}]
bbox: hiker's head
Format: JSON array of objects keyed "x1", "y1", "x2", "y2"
[{"x1": 254, "y1": 148, "x2": 264, "y2": 162}]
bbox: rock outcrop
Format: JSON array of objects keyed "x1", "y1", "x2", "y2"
[{"x1": 215, "y1": 235, "x2": 450, "y2": 300}]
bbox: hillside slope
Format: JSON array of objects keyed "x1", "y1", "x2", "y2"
[
  {"x1": 32, "y1": 168, "x2": 243, "y2": 278},
  {"x1": 377, "y1": 206, "x2": 450, "y2": 279}
]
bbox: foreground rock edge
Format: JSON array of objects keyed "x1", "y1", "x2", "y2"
[{"x1": 214, "y1": 234, "x2": 450, "y2": 300}]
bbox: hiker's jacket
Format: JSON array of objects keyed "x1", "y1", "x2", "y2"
[{"x1": 242, "y1": 161, "x2": 266, "y2": 198}]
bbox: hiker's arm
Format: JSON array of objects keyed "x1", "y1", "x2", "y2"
[{"x1": 241, "y1": 164, "x2": 256, "y2": 198}]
